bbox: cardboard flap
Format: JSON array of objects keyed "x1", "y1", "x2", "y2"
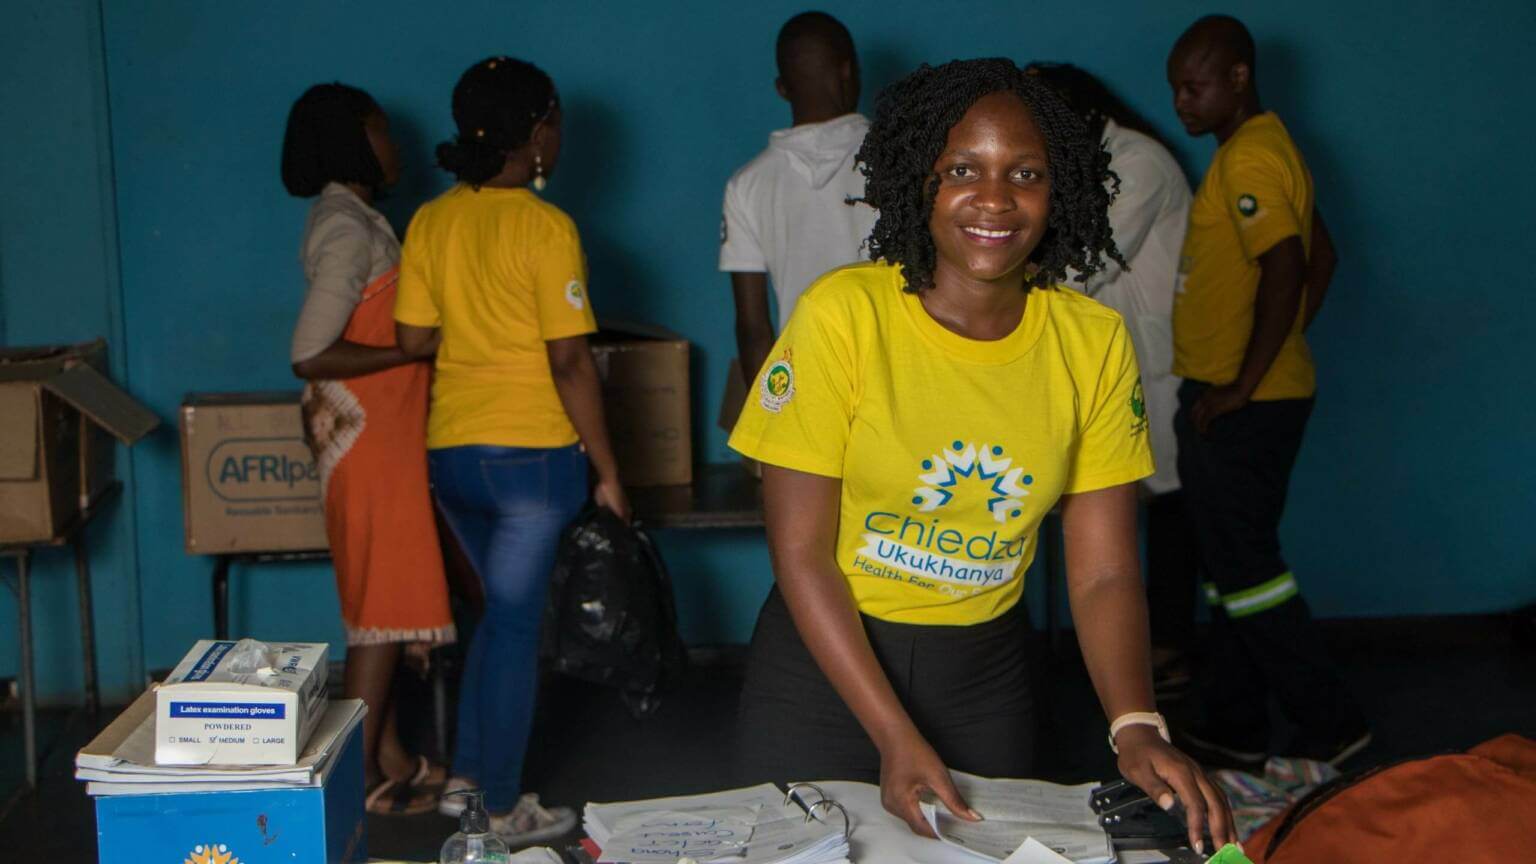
[
  {"x1": 41, "y1": 364, "x2": 160, "y2": 445},
  {"x1": 0, "y1": 387, "x2": 39, "y2": 479},
  {"x1": 0, "y1": 339, "x2": 108, "y2": 380}
]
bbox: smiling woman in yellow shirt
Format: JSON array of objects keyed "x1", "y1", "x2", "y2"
[{"x1": 729, "y1": 58, "x2": 1234, "y2": 853}]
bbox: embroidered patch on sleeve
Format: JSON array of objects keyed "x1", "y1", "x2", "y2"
[{"x1": 759, "y1": 350, "x2": 795, "y2": 412}]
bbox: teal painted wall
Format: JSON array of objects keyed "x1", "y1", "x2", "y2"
[
  {"x1": 3, "y1": 0, "x2": 1534, "y2": 703},
  {"x1": 0, "y1": 0, "x2": 143, "y2": 703}
]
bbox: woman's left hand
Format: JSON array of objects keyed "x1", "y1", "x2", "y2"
[{"x1": 1113, "y1": 725, "x2": 1236, "y2": 854}]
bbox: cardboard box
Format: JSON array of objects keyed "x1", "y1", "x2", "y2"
[
  {"x1": 0, "y1": 340, "x2": 158, "y2": 542},
  {"x1": 180, "y1": 392, "x2": 328, "y2": 554},
  {"x1": 592, "y1": 322, "x2": 692, "y2": 487},
  {"x1": 94, "y1": 700, "x2": 365, "y2": 864},
  {"x1": 156, "y1": 640, "x2": 330, "y2": 766}
]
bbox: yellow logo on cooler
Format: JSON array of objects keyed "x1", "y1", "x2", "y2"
[{"x1": 184, "y1": 844, "x2": 241, "y2": 864}]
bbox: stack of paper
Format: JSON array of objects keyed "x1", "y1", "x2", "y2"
[
  {"x1": 584, "y1": 784, "x2": 850, "y2": 864},
  {"x1": 76, "y1": 689, "x2": 366, "y2": 796},
  {"x1": 919, "y1": 772, "x2": 1115, "y2": 864}
]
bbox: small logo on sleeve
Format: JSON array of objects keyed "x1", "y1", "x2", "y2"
[
  {"x1": 1129, "y1": 379, "x2": 1149, "y2": 435},
  {"x1": 564, "y1": 279, "x2": 585, "y2": 310},
  {"x1": 720, "y1": 216, "x2": 728, "y2": 244},
  {"x1": 1236, "y1": 194, "x2": 1260, "y2": 218},
  {"x1": 759, "y1": 350, "x2": 795, "y2": 413}
]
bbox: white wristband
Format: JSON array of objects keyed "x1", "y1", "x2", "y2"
[{"x1": 1108, "y1": 712, "x2": 1170, "y2": 754}]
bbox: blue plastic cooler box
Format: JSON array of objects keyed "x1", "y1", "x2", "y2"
[{"x1": 93, "y1": 713, "x2": 365, "y2": 863}]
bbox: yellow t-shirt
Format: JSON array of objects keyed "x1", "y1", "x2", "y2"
[
  {"x1": 1174, "y1": 112, "x2": 1316, "y2": 400},
  {"x1": 395, "y1": 185, "x2": 597, "y2": 449},
  {"x1": 728, "y1": 262, "x2": 1153, "y2": 626}
]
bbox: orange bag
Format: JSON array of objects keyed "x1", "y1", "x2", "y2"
[{"x1": 1247, "y1": 735, "x2": 1536, "y2": 863}]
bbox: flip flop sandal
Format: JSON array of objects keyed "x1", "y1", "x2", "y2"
[
  {"x1": 365, "y1": 775, "x2": 438, "y2": 816},
  {"x1": 407, "y1": 754, "x2": 448, "y2": 790}
]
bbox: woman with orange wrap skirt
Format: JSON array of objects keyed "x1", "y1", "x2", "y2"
[{"x1": 282, "y1": 82, "x2": 456, "y2": 816}]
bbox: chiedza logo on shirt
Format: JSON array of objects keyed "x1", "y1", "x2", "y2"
[{"x1": 851, "y1": 441, "x2": 1034, "y2": 596}]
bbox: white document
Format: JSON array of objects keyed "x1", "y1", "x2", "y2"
[
  {"x1": 598, "y1": 807, "x2": 758, "y2": 863},
  {"x1": 369, "y1": 852, "x2": 562, "y2": 864},
  {"x1": 586, "y1": 784, "x2": 848, "y2": 864},
  {"x1": 587, "y1": 784, "x2": 801, "y2": 847},
  {"x1": 913, "y1": 771, "x2": 1112, "y2": 864},
  {"x1": 1002, "y1": 838, "x2": 1077, "y2": 864},
  {"x1": 509, "y1": 851, "x2": 567, "y2": 864},
  {"x1": 737, "y1": 813, "x2": 848, "y2": 864}
]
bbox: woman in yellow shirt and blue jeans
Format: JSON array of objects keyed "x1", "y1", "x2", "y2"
[
  {"x1": 394, "y1": 56, "x2": 629, "y2": 845},
  {"x1": 729, "y1": 58, "x2": 1234, "y2": 852}
]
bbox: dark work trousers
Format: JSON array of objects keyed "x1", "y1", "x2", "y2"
[
  {"x1": 1175, "y1": 380, "x2": 1363, "y2": 749},
  {"x1": 734, "y1": 587, "x2": 1035, "y2": 786},
  {"x1": 1145, "y1": 489, "x2": 1201, "y2": 655}
]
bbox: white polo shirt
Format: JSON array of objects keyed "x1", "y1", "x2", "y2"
[{"x1": 719, "y1": 113, "x2": 878, "y2": 328}]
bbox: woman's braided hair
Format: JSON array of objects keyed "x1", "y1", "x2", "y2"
[
  {"x1": 855, "y1": 57, "x2": 1123, "y2": 292},
  {"x1": 437, "y1": 56, "x2": 557, "y2": 187}
]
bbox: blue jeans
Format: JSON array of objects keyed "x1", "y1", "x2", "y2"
[{"x1": 429, "y1": 444, "x2": 588, "y2": 811}]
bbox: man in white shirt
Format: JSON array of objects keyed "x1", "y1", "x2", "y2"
[
  {"x1": 720, "y1": 11, "x2": 878, "y2": 387},
  {"x1": 1029, "y1": 63, "x2": 1199, "y2": 697}
]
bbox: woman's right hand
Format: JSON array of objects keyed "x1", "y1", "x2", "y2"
[
  {"x1": 879, "y1": 728, "x2": 982, "y2": 838},
  {"x1": 594, "y1": 475, "x2": 632, "y2": 524}
]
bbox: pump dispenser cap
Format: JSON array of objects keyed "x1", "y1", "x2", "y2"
[{"x1": 451, "y1": 788, "x2": 491, "y2": 834}]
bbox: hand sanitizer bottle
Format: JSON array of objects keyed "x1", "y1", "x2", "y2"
[{"x1": 440, "y1": 789, "x2": 511, "y2": 864}]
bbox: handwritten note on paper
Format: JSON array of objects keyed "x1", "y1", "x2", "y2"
[{"x1": 599, "y1": 808, "x2": 757, "y2": 863}]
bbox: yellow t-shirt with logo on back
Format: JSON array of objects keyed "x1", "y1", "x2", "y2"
[
  {"x1": 729, "y1": 262, "x2": 1154, "y2": 626},
  {"x1": 395, "y1": 185, "x2": 597, "y2": 449},
  {"x1": 1174, "y1": 112, "x2": 1315, "y2": 400}
]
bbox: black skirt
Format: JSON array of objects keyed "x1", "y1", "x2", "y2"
[{"x1": 734, "y1": 585, "x2": 1036, "y2": 785}]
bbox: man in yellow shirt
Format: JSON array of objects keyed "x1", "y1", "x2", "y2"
[{"x1": 1167, "y1": 15, "x2": 1369, "y2": 770}]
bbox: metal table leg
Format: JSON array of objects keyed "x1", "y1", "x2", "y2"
[
  {"x1": 14, "y1": 550, "x2": 37, "y2": 790},
  {"x1": 212, "y1": 555, "x2": 231, "y2": 640},
  {"x1": 73, "y1": 539, "x2": 99, "y2": 714}
]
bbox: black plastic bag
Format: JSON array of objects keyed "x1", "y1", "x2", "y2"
[{"x1": 541, "y1": 506, "x2": 686, "y2": 718}]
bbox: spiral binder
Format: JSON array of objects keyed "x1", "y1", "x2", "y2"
[{"x1": 784, "y1": 782, "x2": 854, "y2": 843}]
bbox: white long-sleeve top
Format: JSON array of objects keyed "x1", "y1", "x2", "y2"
[
  {"x1": 290, "y1": 183, "x2": 400, "y2": 364},
  {"x1": 1073, "y1": 120, "x2": 1193, "y2": 495}
]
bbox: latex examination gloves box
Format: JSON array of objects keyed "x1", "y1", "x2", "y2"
[
  {"x1": 0, "y1": 339, "x2": 158, "y2": 542},
  {"x1": 156, "y1": 640, "x2": 330, "y2": 766},
  {"x1": 179, "y1": 391, "x2": 328, "y2": 553}
]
